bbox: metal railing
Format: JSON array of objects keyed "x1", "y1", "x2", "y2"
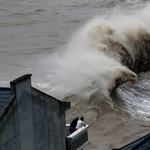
[{"x1": 66, "y1": 124, "x2": 90, "y2": 150}]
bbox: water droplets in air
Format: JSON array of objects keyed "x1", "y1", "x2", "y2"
[{"x1": 126, "y1": 0, "x2": 143, "y2": 9}]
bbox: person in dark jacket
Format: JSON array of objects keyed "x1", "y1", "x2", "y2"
[{"x1": 69, "y1": 117, "x2": 79, "y2": 134}]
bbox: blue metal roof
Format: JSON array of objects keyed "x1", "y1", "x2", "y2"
[
  {"x1": 115, "y1": 133, "x2": 150, "y2": 150},
  {"x1": 0, "y1": 87, "x2": 11, "y2": 111}
]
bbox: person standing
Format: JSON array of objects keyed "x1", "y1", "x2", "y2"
[
  {"x1": 69, "y1": 117, "x2": 79, "y2": 134},
  {"x1": 76, "y1": 117, "x2": 86, "y2": 130}
]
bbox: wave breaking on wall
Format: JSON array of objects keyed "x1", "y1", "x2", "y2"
[{"x1": 49, "y1": 5, "x2": 150, "y2": 120}]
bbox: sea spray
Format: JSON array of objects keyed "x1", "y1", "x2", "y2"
[
  {"x1": 47, "y1": 5, "x2": 150, "y2": 120},
  {"x1": 49, "y1": 16, "x2": 143, "y2": 98}
]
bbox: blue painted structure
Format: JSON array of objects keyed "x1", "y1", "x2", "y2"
[
  {"x1": 0, "y1": 87, "x2": 11, "y2": 110},
  {"x1": 114, "y1": 133, "x2": 150, "y2": 150}
]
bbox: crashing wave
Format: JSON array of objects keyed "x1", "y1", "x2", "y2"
[{"x1": 50, "y1": 11, "x2": 150, "y2": 118}]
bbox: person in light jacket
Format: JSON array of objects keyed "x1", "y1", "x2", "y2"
[{"x1": 76, "y1": 117, "x2": 86, "y2": 130}]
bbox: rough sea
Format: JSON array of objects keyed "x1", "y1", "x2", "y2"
[{"x1": 1, "y1": 0, "x2": 150, "y2": 149}]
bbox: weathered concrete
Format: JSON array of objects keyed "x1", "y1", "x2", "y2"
[{"x1": 0, "y1": 74, "x2": 70, "y2": 150}]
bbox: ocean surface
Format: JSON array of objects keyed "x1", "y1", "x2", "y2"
[{"x1": 1, "y1": 0, "x2": 150, "y2": 149}]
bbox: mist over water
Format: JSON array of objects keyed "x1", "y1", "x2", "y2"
[
  {"x1": 45, "y1": 3, "x2": 150, "y2": 121},
  {"x1": 0, "y1": 0, "x2": 150, "y2": 123},
  {"x1": 1, "y1": 1, "x2": 150, "y2": 149}
]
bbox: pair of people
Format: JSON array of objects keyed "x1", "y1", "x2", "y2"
[{"x1": 69, "y1": 117, "x2": 86, "y2": 134}]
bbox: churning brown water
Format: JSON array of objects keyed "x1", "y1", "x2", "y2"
[{"x1": 1, "y1": 0, "x2": 150, "y2": 149}]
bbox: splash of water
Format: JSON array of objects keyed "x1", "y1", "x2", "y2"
[{"x1": 46, "y1": 4, "x2": 150, "y2": 120}]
